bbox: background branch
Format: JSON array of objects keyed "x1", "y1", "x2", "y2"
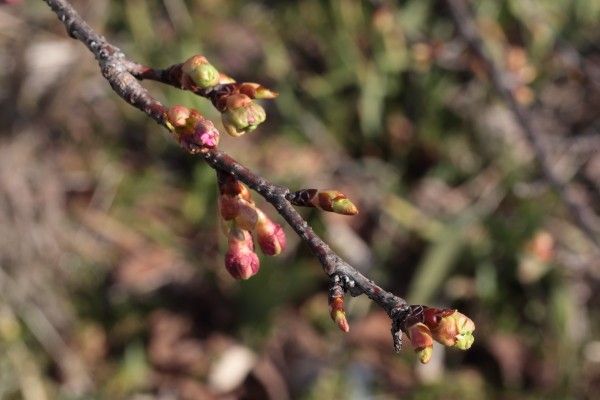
[{"x1": 446, "y1": 0, "x2": 600, "y2": 249}]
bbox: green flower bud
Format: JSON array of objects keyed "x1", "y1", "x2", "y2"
[
  {"x1": 182, "y1": 55, "x2": 220, "y2": 89},
  {"x1": 221, "y1": 93, "x2": 266, "y2": 137},
  {"x1": 331, "y1": 198, "x2": 358, "y2": 215},
  {"x1": 314, "y1": 190, "x2": 359, "y2": 215}
]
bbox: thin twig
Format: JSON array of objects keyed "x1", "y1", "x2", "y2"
[
  {"x1": 446, "y1": 0, "x2": 600, "y2": 249},
  {"x1": 42, "y1": 0, "x2": 416, "y2": 350}
]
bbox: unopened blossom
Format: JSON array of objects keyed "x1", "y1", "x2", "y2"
[
  {"x1": 315, "y1": 190, "x2": 358, "y2": 215},
  {"x1": 166, "y1": 105, "x2": 220, "y2": 150},
  {"x1": 406, "y1": 322, "x2": 434, "y2": 364},
  {"x1": 182, "y1": 55, "x2": 220, "y2": 89},
  {"x1": 221, "y1": 93, "x2": 266, "y2": 137},
  {"x1": 255, "y1": 210, "x2": 286, "y2": 256},
  {"x1": 329, "y1": 296, "x2": 350, "y2": 333},
  {"x1": 224, "y1": 227, "x2": 260, "y2": 280},
  {"x1": 426, "y1": 309, "x2": 475, "y2": 350}
]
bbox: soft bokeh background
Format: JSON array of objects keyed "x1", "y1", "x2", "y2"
[{"x1": 1, "y1": 0, "x2": 600, "y2": 398}]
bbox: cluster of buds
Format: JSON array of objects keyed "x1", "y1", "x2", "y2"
[
  {"x1": 218, "y1": 173, "x2": 286, "y2": 280},
  {"x1": 287, "y1": 189, "x2": 358, "y2": 215},
  {"x1": 404, "y1": 306, "x2": 475, "y2": 364},
  {"x1": 165, "y1": 105, "x2": 219, "y2": 152},
  {"x1": 178, "y1": 54, "x2": 277, "y2": 138},
  {"x1": 328, "y1": 282, "x2": 350, "y2": 332}
]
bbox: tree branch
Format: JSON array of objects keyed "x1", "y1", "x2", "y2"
[
  {"x1": 42, "y1": 0, "x2": 474, "y2": 355},
  {"x1": 446, "y1": 0, "x2": 600, "y2": 249}
]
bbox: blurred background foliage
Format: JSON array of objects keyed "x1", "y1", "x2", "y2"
[{"x1": 1, "y1": 0, "x2": 600, "y2": 398}]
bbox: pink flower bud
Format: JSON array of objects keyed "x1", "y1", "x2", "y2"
[
  {"x1": 166, "y1": 106, "x2": 220, "y2": 151},
  {"x1": 192, "y1": 119, "x2": 220, "y2": 148},
  {"x1": 224, "y1": 227, "x2": 260, "y2": 280},
  {"x1": 255, "y1": 211, "x2": 286, "y2": 256}
]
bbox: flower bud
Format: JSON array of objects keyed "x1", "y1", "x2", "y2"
[
  {"x1": 182, "y1": 55, "x2": 220, "y2": 89},
  {"x1": 166, "y1": 106, "x2": 220, "y2": 150},
  {"x1": 166, "y1": 105, "x2": 191, "y2": 128},
  {"x1": 255, "y1": 210, "x2": 286, "y2": 256},
  {"x1": 219, "y1": 176, "x2": 251, "y2": 201},
  {"x1": 219, "y1": 194, "x2": 239, "y2": 220},
  {"x1": 224, "y1": 227, "x2": 260, "y2": 280},
  {"x1": 329, "y1": 296, "x2": 350, "y2": 333},
  {"x1": 234, "y1": 200, "x2": 258, "y2": 231},
  {"x1": 406, "y1": 322, "x2": 434, "y2": 364},
  {"x1": 331, "y1": 197, "x2": 358, "y2": 215},
  {"x1": 425, "y1": 308, "x2": 475, "y2": 350},
  {"x1": 314, "y1": 190, "x2": 358, "y2": 215},
  {"x1": 188, "y1": 118, "x2": 220, "y2": 149},
  {"x1": 239, "y1": 82, "x2": 278, "y2": 99},
  {"x1": 221, "y1": 94, "x2": 266, "y2": 137}
]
